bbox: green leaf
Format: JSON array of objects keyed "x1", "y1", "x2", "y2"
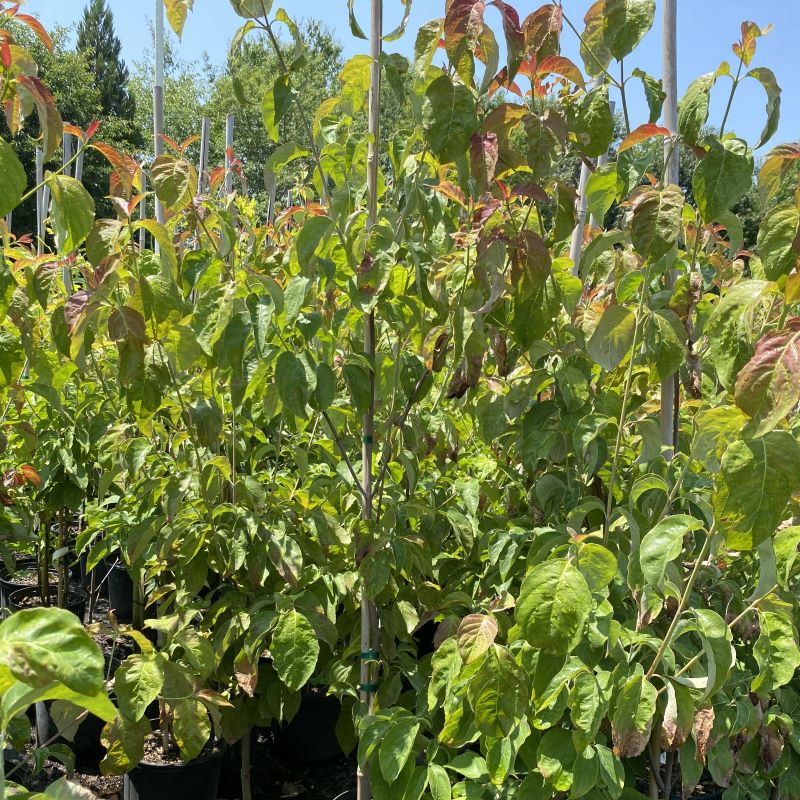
[
  {"x1": 569, "y1": 671, "x2": 608, "y2": 751},
  {"x1": 229, "y1": 0, "x2": 272, "y2": 17},
  {"x1": 611, "y1": 673, "x2": 657, "y2": 758},
  {"x1": 47, "y1": 174, "x2": 95, "y2": 252},
  {"x1": 275, "y1": 351, "x2": 310, "y2": 418},
  {"x1": 643, "y1": 308, "x2": 686, "y2": 379},
  {"x1": 774, "y1": 526, "x2": 800, "y2": 588},
  {"x1": 270, "y1": 609, "x2": 319, "y2": 692},
  {"x1": 734, "y1": 319, "x2": 800, "y2": 436},
  {"x1": 587, "y1": 305, "x2": 636, "y2": 371},
  {"x1": 150, "y1": 155, "x2": 194, "y2": 210},
  {"x1": 747, "y1": 67, "x2": 781, "y2": 149},
  {"x1": 456, "y1": 614, "x2": 498, "y2": 664},
  {"x1": 570, "y1": 86, "x2": 614, "y2": 158},
  {"x1": 164, "y1": 0, "x2": 193, "y2": 38},
  {"x1": 631, "y1": 68, "x2": 666, "y2": 123},
  {"x1": 707, "y1": 279, "x2": 780, "y2": 391},
  {"x1": 262, "y1": 75, "x2": 294, "y2": 142},
  {"x1": 296, "y1": 215, "x2": 333, "y2": 269},
  {"x1": 576, "y1": 542, "x2": 618, "y2": 592},
  {"x1": 422, "y1": 74, "x2": 479, "y2": 164},
  {"x1": 602, "y1": 0, "x2": 655, "y2": 60},
  {"x1": 379, "y1": 718, "x2": 420, "y2": 782},
  {"x1": 639, "y1": 515, "x2": 704, "y2": 587},
  {"x1": 427, "y1": 764, "x2": 451, "y2": 800},
  {"x1": 752, "y1": 611, "x2": 800, "y2": 696},
  {"x1": 714, "y1": 431, "x2": 800, "y2": 550},
  {"x1": 0, "y1": 138, "x2": 27, "y2": 218},
  {"x1": 100, "y1": 714, "x2": 151, "y2": 776},
  {"x1": 172, "y1": 698, "x2": 211, "y2": 762},
  {"x1": 467, "y1": 645, "x2": 527, "y2": 738},
  {"x1": 444, "y1": 751, "x2": 488, "y2": 780},
  {"x1": 631, "y1": 184, "x2": 683, "y2": 262},
  {"x1": 339, "y1": 54, "x2": 372, "y2": 115},
  {"x1": 678, "y1": 72, "x2": 716, "y2": 147},
  {"x1": 347, "y1": 0, "x2": 367, "y2": 38},
  {"x1": 756, "y1": 203, "x2": 799, "y2": 281},
  {"x1": 586, "y1": 163, "x2": 618, "y2": 223},
  {"x1": 265, "y1": 142, "x2": 310, "y2": 177},
  {"x1": 537, "y1": 728, "x2": 576, "y2": 791},
  {"x1": 692, "y1": 609, "x2": 735, "y2": 700},
  {"x1": 0, "y1": 609, "x2": 104, "y2": 696},
  {"x1": 114, "y1": 654, "x2": 164, "y2": 721},
  {"x1": 517, "y1": 560, "x2": 592, "y2": 655},
  {"x1": 692, "y1": 136, "x2": 754, "y2": 223}
]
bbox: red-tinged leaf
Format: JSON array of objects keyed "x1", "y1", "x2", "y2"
[
  {"x1": 487, "y1": 66, "x2": 522, "y2": 98},
  {"x1": 734, "y1": 318, "x2": 800, "y2": 436},
  {"x1": 469, "y1": 133, "x2": 499, "y2": 193},
  {"x1": 208, "y1": 165, "x2": 225, "y2": 188},
  {"x1": 63, "y1": 123, "x2": 83, "y2": 140},
  {"x1": 618, "y1": 123, "x2": 672, "y2": 153},
  {"x1": 733, "y1": 21, "x2": 772, "y2": 67},
  {"x1": 160, "y1": 134, "x2": 181, "y2": 154},
  {"x1": 108, "y1": 306, "x2": 146, "y2": 344},
  {"x1": 432, "y1": 181, "x2": 467, "y2": 207},
  {"x1": 758, "y1": 143, "x2": 800, "y2": 204},
  {"x1": 536, "y1": 55, "x2": 585, "y2": 87},
  {"x1": 511, "y1": 182, "x2": 549, "y2": 203},
  {"x1": 179, "y1": 134, "x2": 200, "y2": 154},
  {"x1": 14, "y1": 13, "x2": 52, "y2": 51},
  {"x1": 64, "y1": 290, "x2": 92, "y2": 332},
  {"x1": 522, "y1": 4, "x2": 562, "y2": 61},
  {"x1": 18, "y1": 464, "x2": 41, "y2": 488},
  {"x1": 444, "y1": 0, "x2": 486, "y2": 69},
  {"x1": 490, "y1": 1, "x2": 524, "y2": 81},
  {"x1": 91, "y1": 142, "x2": 139, "y2": 199},
  {"x1": 16, "y1": 75, "x2": 62, "y2": 159},
  {"x1": 86, "y1": 119, "x2": 101, "y2": 140},
  {"x1": 1, "y1": 34, "x2": 11, "y2": 69}
]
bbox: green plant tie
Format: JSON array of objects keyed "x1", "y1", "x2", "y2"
[
  {"x1": 360, "y1": 649, "x2": 379, "y2": 660},
  {"x1": 359, "y1": 683, "x2": 379, "y2": 693},
  {"x1": 362, "y1": 435, "x2": 373, "y2": 444}
]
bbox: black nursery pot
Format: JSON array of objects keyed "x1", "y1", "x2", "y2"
[
  {"x1": 8, "y1": 586, "x2": 87, "y2": 621},
  {"x1": 273, "y1": 689, "x2": 342, "y2": 763},
  {"x1": 106, "y1": 562, "x2": 134, "y2": 623},
  {"x1": 35, "y1": 653, "x2": 120, "y2": 771},
  {"x1": 128, "y1": 746, "x2": 226, "y2": 800},
  {"x1": 0, "y1": 559, "x2": 41, "y2": 606}
]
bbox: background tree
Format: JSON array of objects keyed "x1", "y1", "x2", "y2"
[{"x1": 76, "y1": 0, "x2": 136, "y2": 120}]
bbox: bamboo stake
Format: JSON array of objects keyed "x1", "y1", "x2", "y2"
[
  {"x1": 358, "y1": 3, "x2": 382, "y2": 800},
  {"x1": 660, "y1": 0, "x2": 679, "y2": 457},
  {"x1": 197, "y1": 116, "x2": 210, "y2": 194},
  {"x1": 153, "y1": 0, "x2": 166, "y2": 227}
]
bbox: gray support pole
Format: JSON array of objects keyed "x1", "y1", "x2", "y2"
[
  {"x1": 225, "y1": 114, "x2": 235, "y2": 194},
  {"x1": 358, "y1": 3, "x2": 382, "y2": 800},
  {"x1": 153, "y1": 0, "x2": 165, "y2": 227},
  {"x1": 75, "y1": 149, "x2": 85, "y2": 183},
  {"x1": 62, "y1": 133, "x2": 73, "y2": 292},
  {"x1": 139, "y1": 170, "x2": 147, "y2": 251},
  {"x1": 197, "y1": 116, "x2": 210, "y2": 194},
  {"x1": 569, "y1": 160, "x2": 592, "y2": 277},
  {"x1": 36, "y1": 148, "x2": 45, "y2": 256},
  {"x1": 660, "y1": 0, "x2": 679, "y2": 456}
]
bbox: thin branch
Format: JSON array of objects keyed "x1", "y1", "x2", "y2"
[{"x1": 321, "y1": 409, "x2": 368, "y2": 502}]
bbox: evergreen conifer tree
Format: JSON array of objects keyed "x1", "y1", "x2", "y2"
[{"x1": 76, "y1": 0, "x2": 135, "y2": 119}]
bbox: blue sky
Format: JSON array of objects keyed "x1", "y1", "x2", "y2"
[{"x1": 21, "y1": 0, "x2": 800, "y2": 152}]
